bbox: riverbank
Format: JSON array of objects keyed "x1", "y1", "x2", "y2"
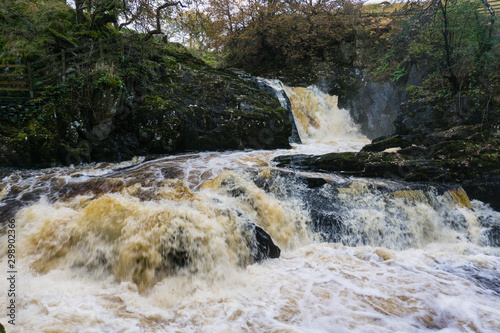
[
  {"x1": 274, "y1": 123, "x2": 500, "y2": 211},
  {"x1": 0, "y1": 39, "x2": 292, "y2": 169}
]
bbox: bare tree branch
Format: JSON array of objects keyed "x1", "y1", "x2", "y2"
[{"x1": 144, "y1": 1, "x2": 185, "y2": 41}]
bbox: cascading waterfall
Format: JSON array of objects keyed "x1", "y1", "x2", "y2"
[
  {"x1": 285, "y1": 85, "x2": 367, "y2": 144},
  {"x1": 1, "y1": 83, "x2": 499, "y2": 332}
]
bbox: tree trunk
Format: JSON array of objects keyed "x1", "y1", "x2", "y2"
[
  {"x1": 438, "y1": 0, "x2": 459, "y2": 93},
  {"x1": 75, "y1": 0, "x2": 85, "y2": 24}
]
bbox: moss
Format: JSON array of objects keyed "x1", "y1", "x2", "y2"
[
  {"x1": 1, "y1": 17, "x2": 297, "y2": 167},
  {"x1": 430, "y1": 141, "x2": 468, "y2": 159},
  {"x1": 135, "y1": 95, "x2": 184, "y2": 153}
]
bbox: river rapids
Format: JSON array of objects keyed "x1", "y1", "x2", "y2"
[{"x1": 1, "y1": 84, "x2": 499, "y2": 332}]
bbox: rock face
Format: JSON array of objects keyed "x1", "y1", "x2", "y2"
[
  {"x1": 0, "y1": 42, "x2": 292, "y2": 168},
  {"x1": 340, "y1": 79, "x2": 400, "y2": 139},
  {"x1": 234, "y1": 72, "x2": 301, "y2": 144},
  {"x1": 337, "y1": 69, "x2": 404, "y2": 140},
  {"x1": 336, "y1": 64, "x2": 426, "y2": 140},
  {"x1": 132, "y1": 66, "x2": 291, "y2": 155}
]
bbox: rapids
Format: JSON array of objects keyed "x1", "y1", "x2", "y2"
[{"x1": 1, "y1": 84, "x2": 499, "y2": 332}]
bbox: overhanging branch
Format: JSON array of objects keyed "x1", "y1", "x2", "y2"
[{"x1": 144, "y1": 1, "x2": 185, "y2": 41}]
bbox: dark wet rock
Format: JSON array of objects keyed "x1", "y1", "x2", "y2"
[
  {"x1": 440, "y1": 264, "x2": 500, "y2": 295},
  {"x1": 275, "y1": 152, "x2": 372, "y2": 176},
  {"x1": 273, "y1": 124, "x2": 500, "y2": 211},
  {"x1": 398, "y1": 105, "x2": 438, "y2": 135},
  {"x1": 339, "y1": 71, "x2": 402, "y2": 139},
  {"x1": 478, "y1": 209, "x2": 500, "y2": 247},
  {"x1": 0, "y1": 198, "x2": 24, "y2": 222},
  {"x1": 162, "y1": 248, "x2": 190, "y2": 269},
  {"x1": 361, "y1": 135, "x2": 413, "y2": 152},
  {"x1": 463, "y1": 175, "x2": 500, "y2": 213},
  {"x1": 253, "y1": 225, "x2": 281, "y2": 262},
  {"x1": 305, "y1": 177, "x2": 327, "y2": 188}
]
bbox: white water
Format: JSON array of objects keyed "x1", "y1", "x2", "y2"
[
  {"x1": 285, "y1": 85, "x2": 366, "y2": 144},
  {"x1": 1, "y1": 85, "x2": 500, "y2": 332}
]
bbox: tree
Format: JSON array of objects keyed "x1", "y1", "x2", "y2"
[
  {"x1": 208, "y1": 0, "x2": 362, "y2": 72},
  {"x1": 408, "y1": 0, "x2": 498, "y2": 94},
  {"x1": 115, "y1": 0, "x2": 184, "y2": 40},
  {"x1": 174, "y1": 9, "x2": 211, "y2": 50}
]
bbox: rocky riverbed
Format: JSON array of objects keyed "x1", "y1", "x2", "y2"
[{"x1": 275, "y1": 124, "x2": 500, "y2": 210}]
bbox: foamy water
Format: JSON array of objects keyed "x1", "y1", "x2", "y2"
[
  {"x1": 285, "y1": 85, "x2": 366, "y2": 144},
  {"x1": 2, "y1": 232, "x2": 500, "y2": 332},
  {"x1": 1, "y1": 85, "x2": 499, "y2": 332}
]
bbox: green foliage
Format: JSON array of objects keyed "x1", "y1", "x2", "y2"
[
  {"x1": 391, "y1": 63, "x2": 407, "y2": 83},
  {"x1": 371, "y1": 58, "x2": 391, "y2": 81},
  {"x1": 407, "y1": 72, "x2": 454, "y2": 103},
  {"x1": 372, "y1": 0, "x2": 500, "y2": 119},
  {"x1": 218, "y1": 1, "x2": 361, "y2": 74},
  {"x1": 360, "y1": 14, "x2": 407, "y2": 82},
  {"x1": 93, "y1": 64, "x2": 124, "y2": 91},
  {"x1": 188, "y1": 49, "x2": 218, "y2": 68},
  {"x1": 0, "y1": 0, "x2": 120, "y2": 60},
  {"x1": 0, "y1": 0, "x2": 77, "y2": 59},
  {"x1": 200, "y1": 51, "x2": 217, "y2": 68},
  {"x1": 410, "y1": 1, "x2": 487, "y2": 72}
]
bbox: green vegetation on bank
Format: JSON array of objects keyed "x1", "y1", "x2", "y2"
[
  {"x1": 0, "y1": 0, "x2": 117, "y2": 61},
  {"x1": 369, "y1": 0, "x2": 500, "y2": 121},
  {"x1": 0, "y1": 1, "x2": 292, "y2": 168}
]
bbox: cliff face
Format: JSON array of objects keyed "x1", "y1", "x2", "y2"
[
  {"x1": 336, "y1": 70, "x2": 400, "y2": 140},
  {"x1": 0, "y1": 42, "x2": 292, "y2": 169}
]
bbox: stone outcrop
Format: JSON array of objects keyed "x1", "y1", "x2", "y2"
[
  {"x1": 273, "y1": 124, "x2": 500, "y2": 211},
  {"x1": 0, "y1": 42, "x2": 292, "y2": 169}
]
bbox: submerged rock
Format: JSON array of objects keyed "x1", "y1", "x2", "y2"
[
  {"x1": 253, "y1": 169, "x2": 495, "y2": 248},
  {"x1": 159, "y1": 222, "x2": 281, "y2": 269}
]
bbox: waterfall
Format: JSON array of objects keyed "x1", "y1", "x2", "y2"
[
  {"x1": 255, "y1": 78, "x2": 369, "y2": 146},
  {"x1": 1, "y1": 80, "x2": 499, "y2": 332},
  {"x1": 285, "y1": 85, "x2": 366, "y2": 144}
]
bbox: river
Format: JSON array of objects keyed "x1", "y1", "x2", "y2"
[{"x1": 1, "y1": 84, "x2": 499, "y2": 332}]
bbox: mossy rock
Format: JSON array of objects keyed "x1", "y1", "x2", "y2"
[
  {"x1": 0, "y1": 120, "x2": 60, "y2": 168},
  {"x1": 135, "y1": 95, "x2": 184, "y2": 153},
  {"x1": 361, "y1": 135, "x2": 413, "y2": 152},
  {"x1": 430, "y1": 140, "x2": 469, "y2": 159}
]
